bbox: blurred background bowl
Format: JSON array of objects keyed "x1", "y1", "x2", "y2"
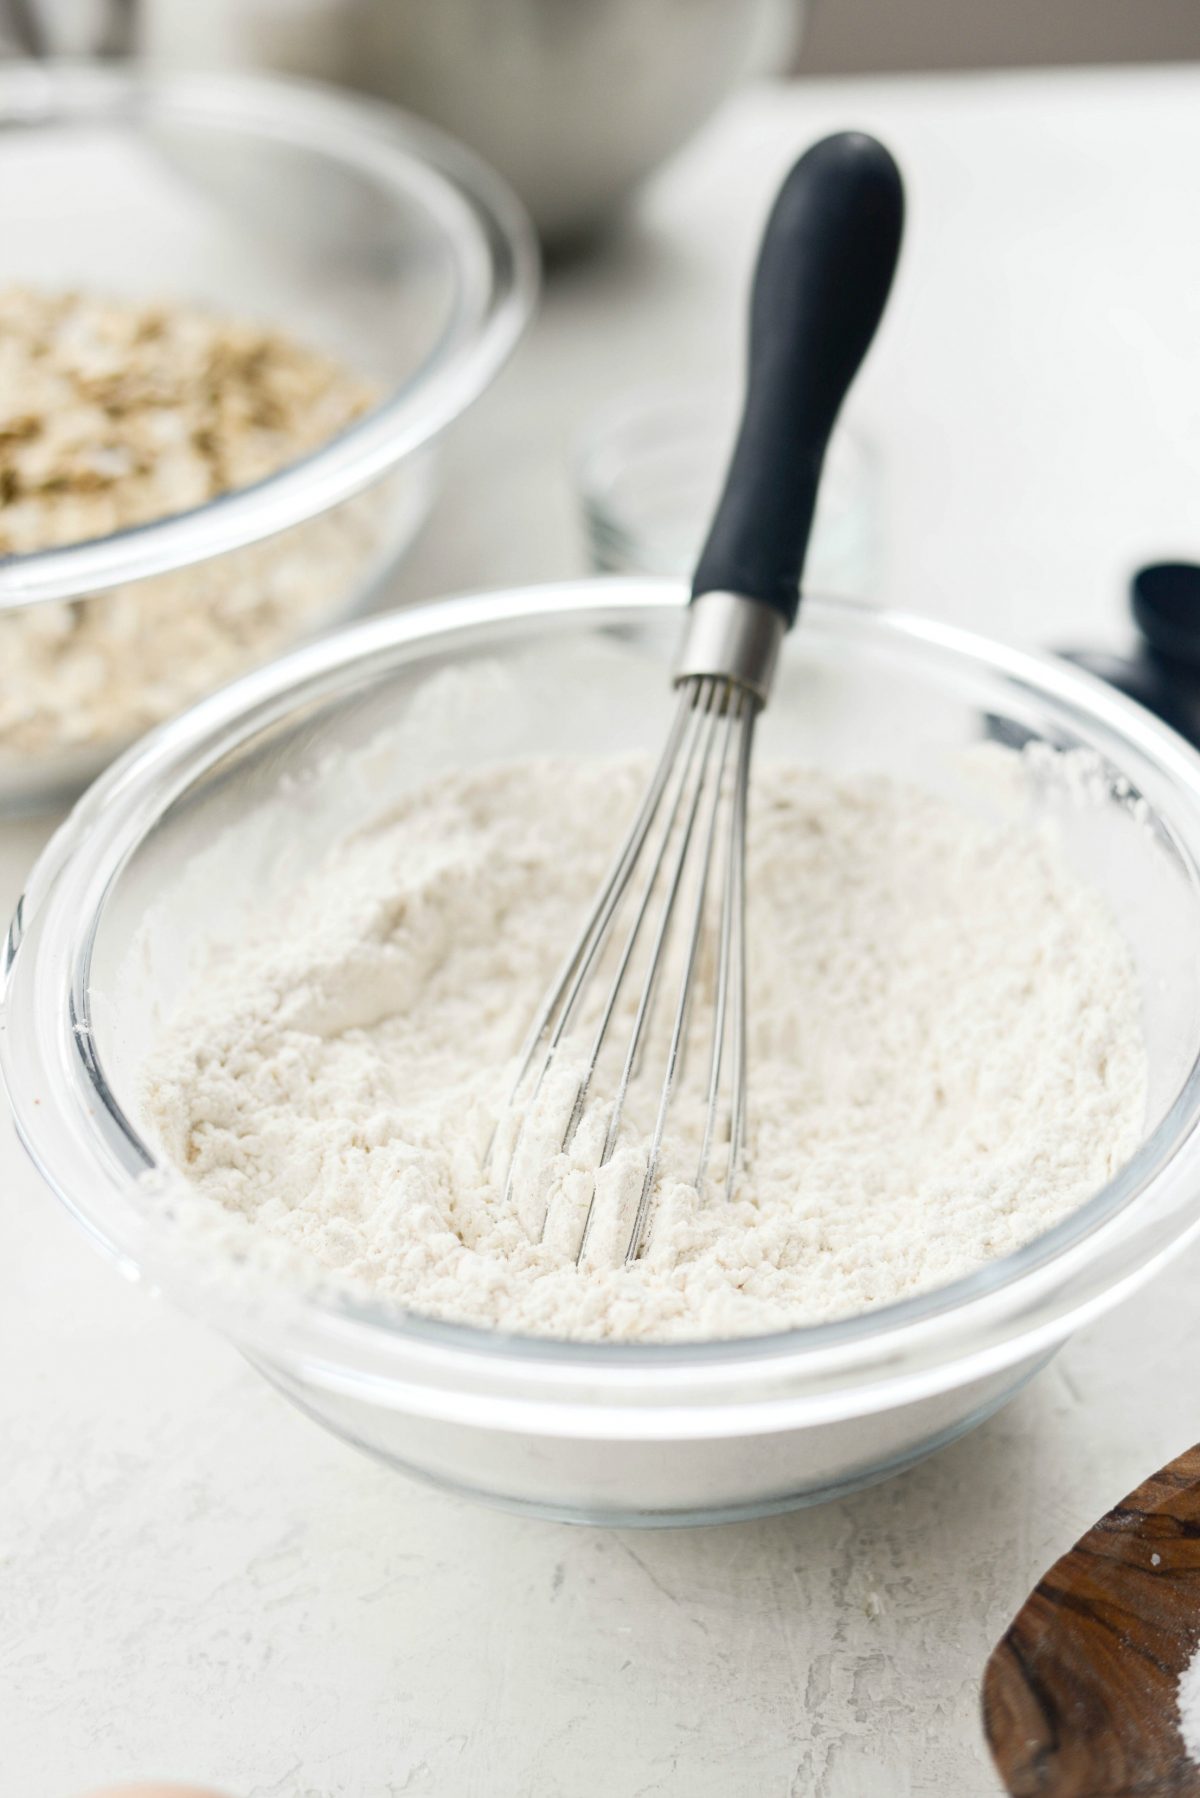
[
  {"x1": 136, "y1": 0, "x2": 806, "y2": 244},
  {"x1": 0, "y1": 61, "x2": 537, "y2": 808}
]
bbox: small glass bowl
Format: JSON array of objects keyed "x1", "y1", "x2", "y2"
[
  {"x1": 0, "y1": 62, "x2": 538, "y2": 808},
  {"x1": 577, "y1": 390, "x2": 879, "y2": 595},
  {"x1": 7, "y1": 581, "x2": 1200, "y2": 1525}
]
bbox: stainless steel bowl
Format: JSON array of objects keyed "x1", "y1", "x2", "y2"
[{"x1": 140, "y1": 0, "x2": 803, "y2": 242}]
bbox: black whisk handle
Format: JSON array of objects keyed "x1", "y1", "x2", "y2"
[{"x1": 691, "y1": 131, "x2": 904, "y2": 628}]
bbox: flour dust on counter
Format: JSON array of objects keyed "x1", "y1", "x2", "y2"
[{"x1": 143, "y1": 752, "x2": 1147, "y2": 1343}]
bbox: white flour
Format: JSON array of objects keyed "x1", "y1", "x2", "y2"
[
  {"x1": 1180, "y1": 1643, "x2": 1200, "y2": 1763},
  {"x1": 143, "y1": 756, "x2": 1147, "y2": 1343}
]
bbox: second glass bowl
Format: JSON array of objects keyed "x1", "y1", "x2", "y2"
[{"x1": 0, "y1": 62, "x2": 537, "y2": 808}]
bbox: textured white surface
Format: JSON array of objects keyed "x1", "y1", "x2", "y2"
[{"x1": 6, "y1": 66, "x2": 1200, "y2": 1797}]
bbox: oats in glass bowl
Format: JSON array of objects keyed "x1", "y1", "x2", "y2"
[{"x1": 0, "y1": 287, "x2": 382, "y2": 762}]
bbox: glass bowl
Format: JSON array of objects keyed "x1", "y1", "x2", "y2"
[
  {"x1": 577, "y1": 390, "x2": 879, "y2": 597},
  {"x1": 0, "y1": 61, "x2": 537, "y2": 808},
  {"x1": 6, "y1": 580, "x2": 1200, "y2": 1527}
]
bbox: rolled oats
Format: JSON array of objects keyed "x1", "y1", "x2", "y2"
[{"x1": 0, "y1": 288, "x2": 383, "y2": 763}]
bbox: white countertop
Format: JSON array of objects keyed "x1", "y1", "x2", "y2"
[{"x1": 6, "y1": 66, "x2": 1200, "y2": 1798}]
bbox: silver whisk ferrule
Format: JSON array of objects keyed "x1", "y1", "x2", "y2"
[
  {"x1": 491, "y1": 592, "x2": 782, "y2": 1267},
  {"x1": 673, "y1": 590, "x2": 785, "y2": 702}
]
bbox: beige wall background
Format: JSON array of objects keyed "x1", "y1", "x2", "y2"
[{"x1": 798, "y1": 0, "x2": 1200, "y2": 72}]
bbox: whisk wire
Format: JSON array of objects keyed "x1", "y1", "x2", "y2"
[
  {"x1": 495, "y1": 686, "x2": 693, "y2": 1206},
  {"x1": 623, "y1": 679, "x2": 745, "y2": 1263},
  {"x1": 696, "y1": 687, "x2": 750, "y2": 1192},
  {"x1": 725, "y1": 702, "x2": 754, "y2": 1199},
  {"x1": 555, "y1": 684, "x2": 714, "y2": 1168},
  {"x1": 575, "y1": 676, "x2": 726, "y2": 1260}
]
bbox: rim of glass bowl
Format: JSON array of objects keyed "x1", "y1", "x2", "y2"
[
  {"x1": 8, "y1": 580, "x2": 1200, "y2": 1427},
  {"x1": 0, "y1": 62, "x2": 538, "y2": 610}
]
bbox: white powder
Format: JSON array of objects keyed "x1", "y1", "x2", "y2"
[
  {"x1": 143, "y1": 756, "x2": 1147, "y2": 1343},
  {"x1": 1180, "y1": 1642, "x2": 1200, "y2": 1764}
]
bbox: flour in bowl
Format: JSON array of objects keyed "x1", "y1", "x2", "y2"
[{"x1": 143, "y1": 756, "x2": 1147, "y2": 1342}]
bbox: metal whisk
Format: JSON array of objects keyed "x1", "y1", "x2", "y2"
[{"x1": 496, "y1": 132, "x2": 904, "y2": 1265}]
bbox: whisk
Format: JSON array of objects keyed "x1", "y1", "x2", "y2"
[{"x1": 496, "y1": 132, "x2": 904, "y2": 1265}]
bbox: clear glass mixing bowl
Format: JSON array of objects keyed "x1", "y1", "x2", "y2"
[
  {"x1": 6, "y1": 582, "x2": 1200, "y2": 1526},
  {"x1": 0, "y1": 62, "x2": 537, "y2": 807}
]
